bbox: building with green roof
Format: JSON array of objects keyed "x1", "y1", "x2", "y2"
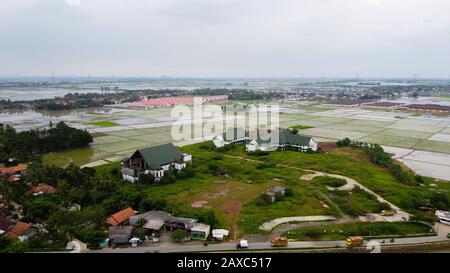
[
  {"x1": 121, "y1": 143, "x2": 192, "y2": 183},
  {"x1": 246, "y1": 129, "x2": 318, "y2": 152}
]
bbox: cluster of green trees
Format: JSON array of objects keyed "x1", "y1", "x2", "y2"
[
  {"x1": 0, "y1": 122, "x2": 93, "y2": 161},
  {"x1": 337, "y1": 138, "x2": 418, "y2": 186},
  {"x1": 0, "y1": 161, "x2": 220, "y2": 252}
]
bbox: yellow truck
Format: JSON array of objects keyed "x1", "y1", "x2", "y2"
[
  {"x1": 271, "y1": 237, "x2": 289, "y2": 247},
  {"x1": 381, "y1": 210, "x2": 397, "y2": 216},
  {"x1": 346, "y1": 236, "x2": 364, "y2": 247}
]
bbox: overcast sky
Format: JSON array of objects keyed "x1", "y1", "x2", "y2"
[{"x1": 1, "y1": 0, "x2": 450, "y2": 78}]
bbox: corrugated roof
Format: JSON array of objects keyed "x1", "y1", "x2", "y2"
[
  {"x1": 6, "y1": 221, "x2": 32, "y2": 238},
  {"x1": 0, "y1": 165, "x2": 27, "y2": 174},
  {"x1": 223, "y1": 128, "x2": 247, "y2": 141},
  {"x1": 31, "y1": 184, "x2": 57, "y2": 194},
  {"x1": 136, "y1": 143, "x2": 184, "y2": 169},
  {"x1": 106, "y1": 207, "x2": 136, "y2": 226},
  {"x1": 256, "y1": 129, "x2": 312, "y2": 147}
]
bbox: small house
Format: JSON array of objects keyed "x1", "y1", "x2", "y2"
[
  {"x1": 264, "y1": 186, "x2": 287, "y2": 203},
  {"x1": 246, "y1": 129, "x2": 318, "y2": 152},
  {"x1": 212, "y1": 229, "x2": 229, "y2": 241},
  {"x1": 106, "y1": 207, "x2": 136, "y2": 226},
  {"x1": 30, "y1": 184, "x2": 57, "y2": 196},
  {"x1": 191, "y1": 223, "x2": 211, "y2": 241},
  {"x1": 121, "y1": 143, "x2": 192, "y2": 183},
  {"x1": 213, "y1": 127, "x2": 249, "y2": 148},
  {"x1": 6, "y1": 221, "x2": 39, "y2": 241},
  {"x1": 108, "y1": 226, "x2": 134, "y2": 245},
  {"x1": 0, "y1": 165, "x2": 27, "y2": 177}
]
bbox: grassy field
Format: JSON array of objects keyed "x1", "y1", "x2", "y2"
[
  {"x1": 92, "y1": 142, "x2": 450, "y2": 238},
  {"x1": 86, "y1": 121, "x2": 120, "y2": 127},
  {"x1": 290, "y1": 125, "x2": 314, "y2": 130},
  {"x1": 282, "y1": 222, "x2": 433, "y2": 241}
]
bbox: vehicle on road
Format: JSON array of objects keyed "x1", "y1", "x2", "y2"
[
  {"x1": 346, "y1": 236, "x2": 364, "y2": 247},
  {"x1": 381, "y1": 210, "x2": 397, "y2": 216},
  {"x1": 271, "y1": 237, "x2": 289, "y2": 247},
  {"x1": 436, "y1": 210, "x2": 450, "y2": 225},
  {"x1": 236, "y1": 240, "x2": 249, "y2": 249}
]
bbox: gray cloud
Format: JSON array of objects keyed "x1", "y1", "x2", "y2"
[{"x1": 1, "y1": 0, "x2": 449, "y2": 78}]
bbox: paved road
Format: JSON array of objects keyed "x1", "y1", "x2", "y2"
[{"x1": 87, "y1": 235, "x2": 449, "y2": 253}]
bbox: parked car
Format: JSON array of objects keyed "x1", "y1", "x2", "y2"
[{"x1": 236, "y1": 240, "x2": 249, "y2": 249}]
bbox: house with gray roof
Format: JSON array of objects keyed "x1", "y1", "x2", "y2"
[
  {"x1": 129, "y1": 210, "x2": 210, "y2": 240},
  {"x1": 213, "y1": 127, "x2": 250, "y2": 148},
  {"x1": 246, "y1": 129, "x2": 318, "y2": 152},
  {"x1": 121, "y1": 143, "x2": 192, "y2": 183}
]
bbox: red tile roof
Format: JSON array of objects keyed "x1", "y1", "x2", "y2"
[
  {"x1": 30, "y1": 184, "x2": 57, "y2": 194},
  {"x1": 106, "y1": 207, "x2": 136, "y2": 226},
  {"x1": 6, "y1": 221, "x2": 32, "y2": 238},
  {"x1": 0, "y1": 165, "x2": 27, "y2": 174}
]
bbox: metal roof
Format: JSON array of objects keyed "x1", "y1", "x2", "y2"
[{"x1": 135, "y1": 143, "x2": 184, "y2": 169}]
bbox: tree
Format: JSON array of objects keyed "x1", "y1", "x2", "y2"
[
  {"x1": 284, "y1": 188, "x2": 294, "y2": 197},
  {"x1": 23, "y1": 197, "x2": 60, "y2": 223},
  {"x1": 134, "y1": 228, "x2": 147, "y2": 241},
  {"x1": 81, "y1": 229, "x2": 106, "y2": 249},
  {"x1": 171, "y1": 229, "x2": 189, "y2": 242},
  {"x1": 291, "y1": 128, "x2": 299, "y2": 135}
]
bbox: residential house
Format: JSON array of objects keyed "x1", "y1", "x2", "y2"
[
  {"x1": 108, "y1": 226, "x2": 134, "y2": 245},
  {"x1": 0, "y1": 165, "x2": 27, "y2": 182},
  {"x1": 121, "y1": 143, "x2": 192, "y2": 183},
  {"x1": 191, "y1": 223, "x2": 211, "y2": 241},
  {"x1": 30, "y1": 184, "x2": 57, "y2": 196},
  {"x1": 129, "y1": 210, "x2": 172, "y2": 234},
  {"x1": 212, "y1": 229, "x2": 229, "y2": 241},
  {"x1": 106, "y1": 207, "x2": 136, "y2": 226},
  {"x1": 212, "y1": 127, "x2": 250, "y2": 148},
  {"x1": 246, "y1": 129, "x2": 318, "y2": 152},
  {"x1": 6, "y1": 221, "x2": 39, "y2": 241},
  {"x1": 0, "y1": 204, "x2": 16, "y2": 236},
  {"x1": 264, "y1": 186, "x2": 287, "y2": 203},
  {"x1": 129, "y1": 210, "x2": 210, "y2": 240}
]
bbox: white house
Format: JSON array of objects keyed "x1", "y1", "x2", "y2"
[
  {"x1": 246, "y1": 129, "x2": 318, "y2": 152},
  {"x1": 121, "y1": 143, "x2": 192, "y2": 183},
  {"x1": 212, "y1": 127, "x2": 250, "y2": 148}
]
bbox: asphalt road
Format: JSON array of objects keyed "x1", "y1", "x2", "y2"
[{"x1": 87, "y1": 236, "x2": 448, "y2": 253}]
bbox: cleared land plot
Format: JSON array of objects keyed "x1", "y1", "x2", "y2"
[{"x1": 358, "y1": 134, "x2": 422, "y2": 148}]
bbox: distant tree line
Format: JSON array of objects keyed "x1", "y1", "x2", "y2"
[{"x1": 0, "y1": 121, "x2": 93, "y2": 162}]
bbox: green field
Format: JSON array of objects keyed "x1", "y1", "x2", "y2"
[
  {"x1": 282, "y1": 222, "x2": 433, "y2": 241},
  {"x1": 86, "y1": 121, "x2": 120, "y2": 127}
]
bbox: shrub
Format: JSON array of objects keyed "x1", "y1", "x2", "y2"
[
  {"x1": 314, "y1": 176, "x2": 347, "y2": 188},
  {"x1": 255, "y1": 194, "x2": 273, "y2": 206},
  {"x1": 139, "y1": 173, "x2": 155, "y2": 185},
  {"x1": 171, "y1": 229, "x2": 189, "y2": 242},
  {"x1": 284, "y1": 188, "x2": 294, "y2": 197}
]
